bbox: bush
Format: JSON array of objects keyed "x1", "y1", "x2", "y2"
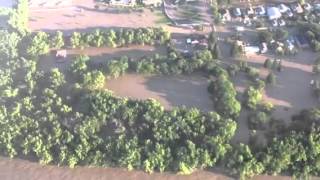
[
  {"x1": 273, "y1": 29, "x2": 289, "y2": 41},
  {"x1": 243, "y1": 86, "x2": 263, "y2": 110},
  {"x1": 248, "y1": 111, "x2": 271, "y2": 130},
  {"x1": 104, "y1": 57, "x2": 129, "y2": 78},
  {"x1": 246, "y1": 67, "x2": 259, "y2": 81},
  {"x1": 266, "y1": 72, "x2": 276, "y2": 85},
  {"x1": 263, "y1": 59, "x2": 273, "y2": 69},
  {"x1": 258, "y1": 31, "x2": 273, "y2": 43},
  {"x1": 27, "y1": 32, "x2": 50, "y2": 56},
  {"x1": 83, "y1": 70, "x2": 105, "y2": 90},
  {"x1": 227, "y1": 64, "x2": 240, "y2": 77},
  {"x1": 50, "y1": 31, "x2": 65, "y2": 49}
]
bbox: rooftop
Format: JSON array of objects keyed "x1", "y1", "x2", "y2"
[{"x1": 0, "y1": 0, "x2": 14, "y2": 8}]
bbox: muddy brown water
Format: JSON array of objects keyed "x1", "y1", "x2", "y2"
[
  {"x1": 106, "y1": 73, "x2": 213, "y2": 112},
  {"x1": 0, "y1": 156, "x2": 297, "y2": 180}
]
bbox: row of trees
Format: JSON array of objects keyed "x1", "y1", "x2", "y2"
[
  {"x1": 207, "y1": 73, "x2": 241, "y2": 119},
  {"x1": 69, "y1": 28, "x2": 170, "y2": 49},
  {"x1": 24, "y1": 28, "x2": 171, "y2": 57},
  {"x1": 69, "y1": 47, "x2": 218, "y2": 79},
  {"x1": 299, "y1": 21, "x2": 320, "y2": 52}
]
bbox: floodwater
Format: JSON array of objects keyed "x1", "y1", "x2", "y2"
[
  {"x1": 106, "y1": 74, "x2": 213, "y2": 112},
  {"x1": 0, "y1": 156, "x2": 295, "y2": 180}
]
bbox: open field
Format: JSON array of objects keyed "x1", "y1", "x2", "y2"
[{"x1": 106, "y1": 74, "x2": 213, "y2": 111}]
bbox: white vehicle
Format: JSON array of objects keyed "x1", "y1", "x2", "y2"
[
  {"x1": 272, "y1": 19, "x2": 278, "y2": 27},
  {"x1": 235, "y1": 26, "x2": 245, "y2": 31},
  {"x1": 278, "y1": 19, "x2": 286, "y2": 26},
  {"x1": 278, "y1": 4, "x2": 289, "y2": 13},
  {"x1": 233, "y1": 8, "x2": 242, "y2": 17},
  {"x1": 255, "y1": 6, "x2": 266, "y2": 16},
  {"x1": 247, "y1": 7, "x2": 254, "y2": 15},
  {"x1": 286, "y1": 9, "x2": 294, "y2": 17}
]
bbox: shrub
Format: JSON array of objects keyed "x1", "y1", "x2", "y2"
[
  {"x1": 243, "y1": 86, "x2": 263, "y2": 110},
  {"x1": 83, "y1": 70, "x2": 105, "y2": 90},
  {"x1": 266, "y1": 72, "x2": 276, "y2": 85},
  {"x1": 248, "y1": 111, "x2": 271, "y2": 130},
  {"x1": 263, "y1": 59, "x2": 273, "y2": 69},
  {"x1": 27, "y1": 32, "x2": 50, "y2": 56}
]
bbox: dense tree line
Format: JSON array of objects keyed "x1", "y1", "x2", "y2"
[
  {"x1": 298, "y1": 21, "x2": 320, "y2": 52},
  {"x1": 69, "y1": 46, "x2": 218, "y2": 78},
  {"x1": 69, "y1": 28, "x2": 170, "y2": 49},
  {"x1": 24, "y1": 28, "x2": 170, "y2": 57}
]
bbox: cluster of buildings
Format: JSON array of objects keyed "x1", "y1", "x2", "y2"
[
  {"x1": 105, "y1": 0, "x2": 162, "y2": 6},
  {"x1": 220, "y1": 2, "x2": 318, "y2": 27}
]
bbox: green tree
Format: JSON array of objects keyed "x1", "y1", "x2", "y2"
[
  {"x1": 266, "y1": 72, "x2": 276, "y2": 85},
  {"x1": 27, "y1": 32, "x2": 50, "y2": 56},
  {"x1": 0, "y1": 30, "x2": 20, "y2": 60},
  {"x1": 244, "y1": 86, "x2": 263, "y2": 109},
  {"x1": 70, "y1": 32, "x2": 82, "y2": 48},
  {"x1": 50, "y1": 31, "x2": 65, "y2": 49},
  {"x1": 83, "y1": 70, "x2": 105, "y2": 90}
]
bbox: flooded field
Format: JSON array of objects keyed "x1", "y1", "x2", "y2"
[
  {"x1": 106, "y1": 74, "x2": 213, "y2": 112},
  {"x1": 0, "y1": 156, "x2": 295, "y2": 180},
  {"x1": 38, "y1": 45, "x2": 166, "y2": 72}
]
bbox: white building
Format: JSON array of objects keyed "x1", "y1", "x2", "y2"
[
  {"x1": 143, "y1": 0, "x2": 162, "y2": 6},
  {"x1": 0, "y1": 0, "x2": 14, "y2": 8},
  {"x1": 267, "y1": 7, "x2": 282, "y2": 20}
]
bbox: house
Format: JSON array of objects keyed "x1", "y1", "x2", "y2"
[
  {"x1": 0, "y1": 0, "x2": 14, "y2": 8},
  {"x1": 255, "y1": 6, "x2": 266, "y2": 16},
  {"x1": 267, "y1": 7, "x2": 282, "y2": 20},
  {"x1": 219, "y1": 9, "x2": 231, "y2": 22},
  {"x1": 109, "y1": 0, "x2": 136, "y2": 6},
  {"x1": 278, "y1": 4, "x2": 290, "y2": 13},
  {"x1": 142, "y1": 0, "x2": 162, "y2": 6}
]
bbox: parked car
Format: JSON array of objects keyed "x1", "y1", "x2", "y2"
[
  {"x1": 232, "y1": 8, "x2": 242, "y2": 17},
  {"x1": 303, "y1": 3, "x2": 312, "y2": 11},
  {"x1": 272, "y1": 19, "x2": 278, "y2": 27},
  {"x1": 255, "y1": 6, "x2": 266, "y2": 16},
  {"x1": 278, "y1": 19, "x2": 286, "y2": 26},
  {"x1": 247, "y1": 6, "x2": 254, "y2": 15},
  {"x1": 286, "y1": 9, "x2": 294, "y2": 17},
  {"x1": 278, "y1": 4, "x2": 290, "y2": 13}
]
